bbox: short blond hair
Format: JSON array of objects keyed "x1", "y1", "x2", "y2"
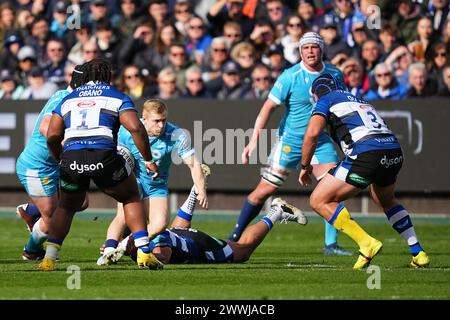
[{"x1": 142, "y1": 99, "x2": 168, "y2": 117}]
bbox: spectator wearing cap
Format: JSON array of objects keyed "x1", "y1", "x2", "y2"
[
  {"x1": 438, "y1": 64, "x2": 450, "y2": 96},
  {"x1": 185, "y1": 15, "x2": 213, "y2": 66},
  {"x1": 50, "y1": 1, "x2": 69, "y2": 39},
  {"x1": 200, "y1": 36, "x2": 230, "y2": 96},
  {"x1": 42, "y1": 38, "x2": 67, "y2": 88},
  {"x1": 281, "y1": 14, "x2": 304, "y2": 65},
  {"x1": 364, "y1": 62, "x2": 407, "y2": 101},
  {"x1": 16, "y1": 45, "x2": 37, "y2": 86},
  {"x1": 408, "y1": 17, "x2": 436, "y2": 63},
  {"x1": 266, "y1": 43, "x2": 289, "y2": 80},
  {"x1": 207, "y1": 0, "x2": 255, "y2": 37},
  {"x1": 407, "y1": 62, "x2": 438, "y2": 97},
  {"x1": 0, "y1": 34, "x2": 23, "y2": 71},
  {"x1": 384, "y1": 45, "x2": 414, "y2": 88},
  {"x1": 0, "y1": 69, "x2": 24, "y2": 100},
  {"x1": 20, "y1": 66, "x2": 58, "y2": 100},
  {"x1": 244, "y1": 63, "x2": 272, "y2": 100},
  {"x1": 319, "y1": 20, "x2": 351, "y2": 62},
  {"x1": 347, "y1": 21, "x2": 368, "y2": 59},
  {"x1": 172, "y1": 0, "x2": 193, "y2": 37},
  {"x1": 88, "y1": 0, "x2": 120, "y2": 33},
  {"x1": 156, "y1": 67, "x2": 181, "y2": 99},
  {"x1": 231, "y1": 42, "x2": 257, "y2": 86},
  {"x1": 217, "y1": 60, "x2": 249, "y2": 99},
  {"x1": 117, "y1": 0, "x2": 141, "y2": 38},
  {"x1": 0, "y1": 3, "x2": 17, "y2": 53},
  {"x1": 389, "y1": 0, "x2": 421, "y2": 45},
  {"x1": 182, "y1": 65, "x2": 214, "y2": 98},
  {"x1": 425, "y1": 0, "x2": 449, "y2": 33}
]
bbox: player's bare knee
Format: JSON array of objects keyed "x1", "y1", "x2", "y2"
[{"x1": 309, "y1": 192, "x2": 323, "y2": 213}]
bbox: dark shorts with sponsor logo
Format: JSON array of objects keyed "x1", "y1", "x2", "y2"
[
  {"x1": 59, "y1": 148, "x2": 130, "y2": 193},
  {"x1": 329, "y1": 148, "x2": 403, "y2": 189}
]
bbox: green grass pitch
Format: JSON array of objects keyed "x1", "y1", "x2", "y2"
[{"x1": 0, "y1": 211, "x2": 449, "y2": 300}]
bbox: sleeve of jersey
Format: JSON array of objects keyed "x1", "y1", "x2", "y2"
[
  {"x1": 150, "y1": 231, "x2": 172, "y2": 249},
  {"x1": 312, "y1": 96, "x2": 331, "y2": 119},
  {"x1": 43, "y1": 91, "x2": 64, "y2": 117},
  {"x1": 52, "y1": 93, "x2": 70, "y2": 117},
  {"x1": 118, "y1": 94, "x2": 137, "y2": 114},
  {"x1": 268, "y1": 70, "x2": 291, "y2": 105},
  {"x1": 335, "y1": 69, "x2": 346, "y2": 90},
  {"x1": 174, "y1": 128, "x2": 195, "y2": 159}
]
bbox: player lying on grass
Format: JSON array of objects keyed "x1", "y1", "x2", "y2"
[
  {"x1": 298, "y1": 73, "x2": 430, "y2": 269},
  {"x1": 109, "y1": 197, "x2": 307, "y2": 267},
  {"x1": 96, "y1": 99, "x2": 208, "y2": 266},
  {"x1": 15, "y1": 64, "x2": 90, "y2": 261}
]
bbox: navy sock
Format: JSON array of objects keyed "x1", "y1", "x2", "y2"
[
  {"x1": 228, "y1": 199, "x2": 263, "y2": 241},
  {"x1": 26, "y1": 204, "x2": 41, "y2": 220}
]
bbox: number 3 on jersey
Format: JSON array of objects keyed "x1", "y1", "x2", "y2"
[
  {"x1": 358, "y1": 105, "x2": 386, "y2": 130},
  {"x1": 74, "y1": 108, "x2": 101, "y2": 129}
]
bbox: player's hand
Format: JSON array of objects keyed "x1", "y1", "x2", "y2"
[
  {"x1": 299, "y1": 166, "x2": 313, "y2": 187},
  {"x1": 241, "y1": 141, "x2": 256, "y2": 165},
  {"x1": 144, "y1": 160, "x2": 159, "y2": 180},
  {"x1": 196, "y1": 189, "x2": 208, "y2": 209}
]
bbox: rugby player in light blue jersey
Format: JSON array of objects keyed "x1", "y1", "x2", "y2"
[
  {"x1": 229, "y1": 32, "x2": 351, "y2": 255},
  {"x1": 38, "y1": 59, "x2": 160, "y2": 271},
  {"x1": 299, "y1": 74, "x2": 429, "y2": 269},
  {"x1": 96, "y1": 99, "x2": 208, "y2": 266},
  {"x1": 15, "y1": 64, "x2": 89, "y2": 261}
]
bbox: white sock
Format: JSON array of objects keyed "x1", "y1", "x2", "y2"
[{"x1": 180, "y1": 185, "x2": 198, "y2": 215}]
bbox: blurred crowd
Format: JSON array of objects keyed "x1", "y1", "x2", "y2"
[{"x1": 0, "y1": 0, "x2": 449, "y2": 101}]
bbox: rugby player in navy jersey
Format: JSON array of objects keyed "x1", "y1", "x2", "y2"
[
  {"x1": 38, "y1": 59, "x2": 161, "y2": 271},
  {"x1": 299, "y1": 74, "x2": 430, "y2": 269}
]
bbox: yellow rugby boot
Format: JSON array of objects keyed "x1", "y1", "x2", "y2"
[
  {"x1": 410, "y1": 251, "x2": 430, "y2": 268},
  {"x1": 353, "y1": 238, "x2": 383, "y2": 270},
  {"x1": 38, "y1": 257, "x2": 56, "y2": 271},
  {"x1": 137, "y1": 250, "x2": 164, "y2": 270}
]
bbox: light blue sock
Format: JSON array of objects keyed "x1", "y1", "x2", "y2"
[{"x1": 324, "y1": 219, "x2": 338, "y2": 246}]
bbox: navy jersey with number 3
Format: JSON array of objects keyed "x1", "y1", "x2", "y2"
[{"x1": 312, "y1": 90, "x2": 401, "y2": 157}]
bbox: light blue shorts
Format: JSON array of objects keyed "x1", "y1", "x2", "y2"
[
  {"x1": 16, "y1": 157, "x2": 59, "y2": 197},
  {"x1": 268, "y1": 133, "x2": 338, "y2": 171},
  {"x1": 137, "y1": 180, "x2": 169, "y2": 200}
]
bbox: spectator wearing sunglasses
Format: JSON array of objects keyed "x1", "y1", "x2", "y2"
[
  {"x1": 182, "y1": 65, "x2": 214, "y2": 98},
  {"x1": 244, "y1": 63, "x2": 272, "y2": 100},
  {"x1": 365, "y1": 62, "x2": 407, "y2": 100}
]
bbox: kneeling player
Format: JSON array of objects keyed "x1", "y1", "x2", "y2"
[{"x1": 299, "y1": 74, "x2": 429, "y2": 269}]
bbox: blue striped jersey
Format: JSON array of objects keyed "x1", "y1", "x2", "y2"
[
  {"x1": 313, "y1": 90, "x2": 400, "y2": 157},
  {"x1": 53, "y1": 82, "x2": 136, "y2": 151},
  {"x1": 150, "y1": 228, "x2": 233, "y2": 264}
]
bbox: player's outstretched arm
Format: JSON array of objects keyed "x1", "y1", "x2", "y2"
[
  {"x1": 184, "y1": 155, "x2": 208, "y2": 209},
  {"x1": 46, "y1": 113, "x2": 65, "y2": 162},
  {"x1": 299, "y1": 115, "x2": 327, "y2": 187},
  {"x1": 119, "y1": 110, "x2": 158, "y2": 179},
  {"x1": 242, "y1": 99, "x2": 278, "y2": 164}
]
